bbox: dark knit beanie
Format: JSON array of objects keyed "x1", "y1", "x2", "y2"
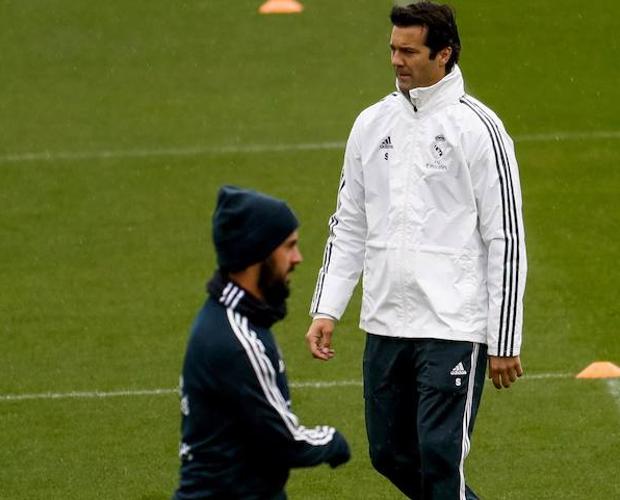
[{"x1": 212, "y1": 186, "x2": 299, "y2": 272}]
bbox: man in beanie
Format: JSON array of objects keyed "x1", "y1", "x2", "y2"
[{"x1": 174, "y1": 186, "x2": 350, "y2": 500}]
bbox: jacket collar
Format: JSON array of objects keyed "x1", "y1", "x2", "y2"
[
  {"x1": 396, "y1": 64, "x2": 465, "y2": 114},
  {"x1": 207, "y1": 270, "x2": 286, "y2": 328}
]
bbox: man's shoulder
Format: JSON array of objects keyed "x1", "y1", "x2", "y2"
[
  {"x1": 186, "y1": 300, "x2": 245, "y2": 359},
  {"x1": 183, "y1": 302, "x2": 279, "y2": 392},
  {"x1": 362, "y1": 91, "x2": 401, "y2": 115},
  {"x1": 188, "y1": 300, "x2": 277, "y2": 360},
  {"x1": 452, "y1": 94, "x2": 515, "y2": 156},
  {"x1": 352, "y1": 92, "x2": 401, "y2": 131},
  {"x1": 457, "y1": 94, "x2": 507, "y2": 129}
]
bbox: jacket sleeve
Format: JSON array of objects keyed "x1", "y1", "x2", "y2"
[
  {"x1": 221, "y1": 316, "x2": 350, "y2": 468},
  {"x1": 468, "y1": 117, "x2": 527, "y2": 357},
  {"x1": 309, "y1": 117, "x2": 367, "y2": 319}
]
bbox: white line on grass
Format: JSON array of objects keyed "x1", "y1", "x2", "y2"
[
  {"x1": 0, "y1": 388, "x2": 177, "y2": 401},
  {"x1": 290, "y1": 379, "x2": 361, "y2": 388},
  {"x1": 0, "y1": 141, "x2": 346, "y2": 164},
  {"x1": 525, "y1": 372, "x2": 574, "y2": 380},
  {"x1": 0, "y1": 130, "x2": 618, "y2": 164},
  {"x1": 0, "y1": 372, "x2": 576, "y2": 402},
  {"x1": 605, "y1": 379, "x2": 620, "y2": 413},
  {"x1": 516, "y1": 130, "x2": 620, "y2": 142}
]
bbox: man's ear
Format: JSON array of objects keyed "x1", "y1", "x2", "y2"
[{"x1": 439, "y1": 46, "x2": 452, "y2": 66}]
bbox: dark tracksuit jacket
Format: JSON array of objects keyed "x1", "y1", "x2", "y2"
[{"x1": 174, "y1": 273, "x2": 349, "y2": 499}]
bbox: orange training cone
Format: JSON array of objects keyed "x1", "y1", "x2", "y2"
[
  {"x1": 576, "y1": 361, "x2": 620, "y2": 379},
  {"x1": 259, "y1": 0, "x2": 304, "y2": 14}
]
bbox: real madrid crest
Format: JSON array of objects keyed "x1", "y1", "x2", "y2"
[
  {"x1": 426, "y1": 134, "x2": 449, "y2": 171},
  {"x1": 432, "y1": 134, "x2": 446, "y2": 160}
]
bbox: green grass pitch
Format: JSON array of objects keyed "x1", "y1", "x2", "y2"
[{"x1": 1, "y1": 0, "x2": 619, "y2": 498}]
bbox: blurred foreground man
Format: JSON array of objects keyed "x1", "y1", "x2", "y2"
[
  {"x1": 175, "y1": 186, "x2": 350, "y2": 500},
  {"x1": 306, "y1": 2, "x2": 527, "y2": 499}
]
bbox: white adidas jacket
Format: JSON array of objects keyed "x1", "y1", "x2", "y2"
[{"x1": 310, "y1": 66, "x2": 526, "y2": 357}]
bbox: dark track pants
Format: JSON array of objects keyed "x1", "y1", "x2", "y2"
[{"x1": 363, "y1": 334, "x2": 487, "y2": 500}]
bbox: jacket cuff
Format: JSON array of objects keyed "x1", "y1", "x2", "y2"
[
  {"x1": 310, "y1": 272, "x2": 358, "y2": 320},
  {"x1": 312, "y1": 313, "x2": 337, "y2": 321}
]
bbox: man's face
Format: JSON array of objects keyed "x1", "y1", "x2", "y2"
[
  {"x1": 258, "y1": 231, "x2": 303, "y2": 304},
  {"x1": 390, "y1": 25, "x2": 450, "y2": 92}
]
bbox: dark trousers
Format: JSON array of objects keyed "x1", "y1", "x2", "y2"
[
  {"x1": 363, "y1": 334, "x2": 487, "y2": 500},
  {"x1": 267, "y1": 491, "x2": 286, "y2": 500},
  {"x1": 173, "y1": 488, "x2": 286, "y2": 499}
]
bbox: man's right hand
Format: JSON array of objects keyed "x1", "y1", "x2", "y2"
[
  {"x1": 488, "y1": 355, "x2": 523, "y2": 389},
  {"x1": 305, "y1": 318, "x2": 336, "y2": 361}
]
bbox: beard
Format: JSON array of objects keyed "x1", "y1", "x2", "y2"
[{"x1": 258, "y1": 257, "x2": 291, "y2": 310}]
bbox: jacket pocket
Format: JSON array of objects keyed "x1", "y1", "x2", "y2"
[
  {"x1": 361, "y1": 242, "x2": 401, "y2": 323},
  {"x1": 410, "y1": 245, "x2": 479, "y2": 325}
]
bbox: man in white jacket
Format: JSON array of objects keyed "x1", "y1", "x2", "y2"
[{"x1": 306, "y1": 2, "x2": 527, "y2": 499}]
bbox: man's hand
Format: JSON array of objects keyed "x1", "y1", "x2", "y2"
[
  {"x1": 305, "y1": 318, "x2": 336, "y2": 361},
  {"x1": 488, "y1": 356, "x2": 523, "y2": 389},
  {"x1": 327, "y1": 432, "x2": 351, "y2": 468}
]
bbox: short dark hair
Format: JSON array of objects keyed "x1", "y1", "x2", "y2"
[{"x1": 390, "y1": 2, "x2": 461, "y2": 72}]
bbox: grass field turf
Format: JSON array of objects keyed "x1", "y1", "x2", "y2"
[{"x1": 1, "y1": 0, "x2": 619, "y2": 498}]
